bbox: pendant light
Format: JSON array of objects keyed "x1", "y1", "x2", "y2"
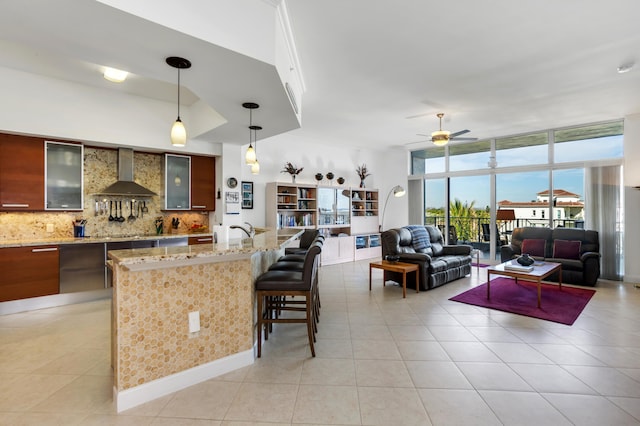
[
  {"x1": 243, "y1": 102, "x2": 259, "y2": 164},
  {"x1": 250, "y1": 125, "x2": 262, "y2": 175},
  {"x1": 166, "y1": 56, "x2": 192, "y2": 147}
]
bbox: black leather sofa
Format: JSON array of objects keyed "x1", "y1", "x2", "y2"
[
  {"x1": 500, "y1": 227, "x2": 600, "y2": 286},
  {"x1": 381, "y1": 226, "x2": 472, "y2": 291}
]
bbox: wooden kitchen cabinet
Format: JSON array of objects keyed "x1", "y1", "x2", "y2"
[
  {"x1": 0, "y1": 133, "x2": 45, "y2": 211},
  {"x1": 188, "y1": 235, "x2": 214, "y2": 245},
  {"x1": 0, "y1": 245, "x2": 60, "y2": 302},
  {"x1": 190, "y1": 155, "x2": 216, "y2": 211}
]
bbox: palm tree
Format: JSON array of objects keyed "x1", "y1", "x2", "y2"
[{"x1": 449, "y1": 198, "x2": 476, "y2": 242}]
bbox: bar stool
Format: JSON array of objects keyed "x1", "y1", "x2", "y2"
[
  {"x1": 284, "y1": 229, "x2": 320, "y2": 255},
  {"x1": 269, "y1": 236, "x2": 324, "y2": 324},
  {"x1": 255, "y1": 241, "x2": 322, "y2": 357}
]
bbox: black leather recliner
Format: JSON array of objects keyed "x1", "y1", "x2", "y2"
[{"x1": 381, "y1": 226, "x2": 472, "y2": 291}]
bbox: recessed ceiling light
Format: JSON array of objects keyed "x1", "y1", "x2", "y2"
[
  {"x1": 103, "y1": 67, "x2": 128, "y2": 83},
  {"x1": 617, "y1": 62, "x2": 634, "y2": 74}
]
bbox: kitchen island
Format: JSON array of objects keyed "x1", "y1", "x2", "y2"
[{"x1": 108, "y1": 228, "x2": 301, "y2": 412}]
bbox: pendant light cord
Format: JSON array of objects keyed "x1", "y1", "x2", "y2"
[
  {"x1": 177, "y1": 68, "x2": 181, "y2": 119},
  {"x1": 248, "y1": 108, "x2": 254, "y2": 148}
]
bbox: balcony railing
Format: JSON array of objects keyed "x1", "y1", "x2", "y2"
[{"x1": 425, "y1": 216, "x2": 584, "y2": 245}]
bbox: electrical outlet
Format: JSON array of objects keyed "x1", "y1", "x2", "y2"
[
  {"x1": 188, "y1": 311, "x2": 200, "y2": 333},
  {"x1": 46, "y1": 223, "x2": 54, "y2": 233}
]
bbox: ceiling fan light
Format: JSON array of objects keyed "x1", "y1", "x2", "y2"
[
  {"x1": 171, "y1": 118, "x2": 187, "y2": 147},
  {"x1": 431, "y1": 130, "x2": 450, "y2": 146}
]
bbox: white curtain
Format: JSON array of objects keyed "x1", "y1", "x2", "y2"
[{"x1": 585, "y1": 165, "x2": 623, "y2": 280}]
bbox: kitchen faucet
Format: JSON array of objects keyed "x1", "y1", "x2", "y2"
[{"x1": 230, "y1": 222, "x2": 255, "y2": 238}]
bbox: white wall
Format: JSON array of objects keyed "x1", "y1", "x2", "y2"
[
  {"x1": 229, "y1": 130, "x2": 409, "y2": 231},
  {"x1": 623, "y1": 113, "x2": 640, "y2": 282},
  {"x1": 0, "y1": 67, "x2": 220, "y2": 156}
]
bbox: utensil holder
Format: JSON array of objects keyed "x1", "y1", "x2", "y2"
[{"x1": 73, "y1": 224, "x2": 85, "y2": 238}]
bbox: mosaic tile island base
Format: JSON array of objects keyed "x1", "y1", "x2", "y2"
[{"x1": 108, "y1": 228, "x2": 301, "y2": 412}]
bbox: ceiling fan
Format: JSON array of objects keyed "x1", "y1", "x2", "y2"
[{"x1": 417, "y1": 113, "x2": 477, "y2": 146}]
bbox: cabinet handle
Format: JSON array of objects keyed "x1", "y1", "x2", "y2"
[
  {"x1": 32, "y1": 247, "x2": 58, "y2": 253},
  {"x1": 2, "y1": 203, "x2": 29, "y2": 208},
  {"x1": 192, "y1": 205, "x2": 207, "y2": 209},
  {"x1": 196, "y1": 238, "x2": 213, "y2": 242}
]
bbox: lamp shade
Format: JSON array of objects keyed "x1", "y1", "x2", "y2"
[
  {"x1": 245, "y1": 145, "x2": 256, "y2": 165},
  {"x1": 171, "y1": 118, "x2": 186, "y2": 147},
  {"x1": 251, "y1": 160, "x2": 260, "y2": 175},
  {"x1": 393, "y1": 186, "x2": 406, "y2": 197},
  {"x1": 496, "y1": 209, "x2": 516, "y2": 221}
]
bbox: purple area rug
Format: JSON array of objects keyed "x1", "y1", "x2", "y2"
[
  {"x1": 449, "y1": 277, "x2": 596, "y2": 325},
  {"x1": 472, "y1": 262, "x2": 490, "y2": 268}
]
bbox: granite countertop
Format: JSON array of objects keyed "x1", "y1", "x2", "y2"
[
  {"x1": 0, "y1": 232, "x2": 205, "y2": 249},
  {"x1": 107, "y1": 228, "x2": 302, "y2": 270}
]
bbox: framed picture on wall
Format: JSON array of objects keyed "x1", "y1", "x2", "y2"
[
  {"x1": 241, "y1": 181, "x2": 253, "y2": 209},
  {"x1": 225, "y1": 191, "x2": 239, "y2": 203}
]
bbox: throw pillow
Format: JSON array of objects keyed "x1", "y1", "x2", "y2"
[
  {"x1": 405, "y1": 225, "x2": 431, "y2": 250},
  {"x1": 553, "y1": 239, "x2": 581, "y2": 260},
  {"x1": 521, "y1": 238, "x2": 546, "y2": 257}
]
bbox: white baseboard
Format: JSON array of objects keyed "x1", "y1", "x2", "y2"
[{"x1": 114, "y1": 349, "x2": 254, "y2": 413}]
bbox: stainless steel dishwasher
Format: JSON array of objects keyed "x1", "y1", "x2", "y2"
[{"x1": 59, "y1": 243, "x2": 107, "y2": 293}]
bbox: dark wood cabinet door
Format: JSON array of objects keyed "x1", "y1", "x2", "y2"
[
  {"x1": 0, "y1": 245, "x2": 60, "y2": 302},
  {"x1": 188, "y1": 235, "x2": 214, "y2": 245},
  {"x1": 190, "y1": 155, "x2": 216, "y2": 211},
  {"x1": 0, "y1": 134, "x2": 45, "y2": 211}
]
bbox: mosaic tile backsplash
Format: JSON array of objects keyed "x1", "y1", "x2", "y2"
[{"x1": 0, "y1": 147, "x2": 210, "y2": 241}]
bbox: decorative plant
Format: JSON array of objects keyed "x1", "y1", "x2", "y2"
[
  {"x1": 356, "y1": 164, "x2": 371, "y2": 180},
  {"x1": 281, "y1": 162, "x2": 304, "y2": 176}
]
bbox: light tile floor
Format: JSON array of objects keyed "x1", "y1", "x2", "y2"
[{"x1": 1, "y1": 261, "x2": 640, "y2": 425}]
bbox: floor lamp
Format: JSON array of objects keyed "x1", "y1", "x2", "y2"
[{"x1": 380, "y1": 185, "x2": 406, "y2": 231}]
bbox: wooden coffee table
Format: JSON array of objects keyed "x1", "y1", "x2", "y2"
[
  {"x1": 487, "y1": 261, "x2": 562, "y2": 308},
  {"x1": 369, "y1": 260, "x2": 419, "y2": 298}
]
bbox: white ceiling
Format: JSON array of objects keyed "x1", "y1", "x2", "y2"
[{"x1": 1, "y1": 0, "x2": 639, "y2": 151}]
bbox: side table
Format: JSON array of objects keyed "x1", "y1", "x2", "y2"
[{"x1": 369, "y1": 260, "x2": 419, "y2": 298}]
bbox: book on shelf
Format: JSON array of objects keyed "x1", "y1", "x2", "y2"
[{"x1": 504, "y1": 261, "x2": 534, "y2": 272}]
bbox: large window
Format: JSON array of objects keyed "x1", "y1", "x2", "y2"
[
  {"x1": 449, "y1": 141, "x2": 491, "y2": 172},
  {"x1": 495, "y1": 132, "x2": 548, "y2": 168},
  {"x1": 410, "y1": 120, "x2": 624, "y2": 276},
  {"x1": 554, "y1": 121, "x2": 623, "y2": 163},
  {"x1": 424, "y1": 178, "x2": 445, "y2": 227},
  {"x1": 411, "y1": 147, "x2": 444, "y2": 175}
]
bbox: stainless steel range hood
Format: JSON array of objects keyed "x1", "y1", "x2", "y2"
[{"x1": 97, "y1": 148, "x2": 157, "y2": 197}]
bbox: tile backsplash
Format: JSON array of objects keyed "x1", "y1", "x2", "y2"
[{"x1": 0, "y1": 147, "x2": 210, "y2": 241}]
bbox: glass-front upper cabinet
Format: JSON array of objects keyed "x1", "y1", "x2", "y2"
[
  {"x1": 165, "y1": 154, "x2": 191, "y2": 210},
  {"x1": 317, "y1": 187, "x2": 351, "y2": 226},
  {"x1": 45, "y1": 141, "x2": 83, "y2": 210}
]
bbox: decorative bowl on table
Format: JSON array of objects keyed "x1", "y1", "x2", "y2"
[
  {"x1": 385, "y1": 255, "x2": 400, "y2": 263},
  {"x1": 517, "y1": 253, "x2": 534, "y2": 266}
]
